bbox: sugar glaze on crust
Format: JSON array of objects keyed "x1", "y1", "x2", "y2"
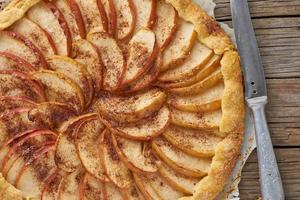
[{"x1": 0, "y1": 0, "x2": 245, "y2": 199}]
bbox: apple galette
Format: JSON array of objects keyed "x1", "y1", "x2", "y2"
[{"x1": 0, "y1": 0, "x2": 244, "y2": 199}]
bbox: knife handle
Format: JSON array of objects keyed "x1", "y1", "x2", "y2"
[{"x1": 247, "y1": 96, "x2": 284, "y2": 200}]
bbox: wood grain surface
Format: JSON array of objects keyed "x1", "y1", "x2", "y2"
[{"x1": 214, "y1": 1, "x2": 300, "y2": 199}]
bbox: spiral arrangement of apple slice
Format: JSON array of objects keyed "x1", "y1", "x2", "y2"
[{"x1": 0, "y1": 0, "x2": 228, "y2": 199}]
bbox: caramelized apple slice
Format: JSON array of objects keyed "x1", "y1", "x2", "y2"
[
  {"x1": 0, "y1": 52, "x2": 35, "y2": 72},
  {"x1": 168, "y1": 69, "x2": 223, "y2": 95},
  {"x1": 71, "y1": 0, "x2": 108, "y2": 34},
  {"x1": 104, "y1": 106, "x2": 170, "y2": 140},
  {"x1": 170, "y1": 108, "x2": 222, "y2": 133},
  {"x1": 158, "y1": 42, "x2": 213, "y2": 82},
  {"x1": 55, "y1": 114, "x2": 96, "y2": 172},
  {"x1": 157, "y1": 55, "x2": 221, "y2": 89},
  {"x1": 122, "y1": 28, "x2": 157, "y2": 85},
  {"x1": 152, "y1": 137, "x2": 211, "y2": 178},
  {"x1": 101, "y1": 0, "x2": 117, "y2": 36},
  {"x1": 163, "y1": 125, "x2": 222, "y2": 158},
  {"x1": 134, "y1": 0, "x2": 156, "y2": 30},
  {"x1": 113, "y1": 0, "x2": 136, "y2": 40},
  {"x1": 100, "y1": 131, "x2": 132, "y2": 189},
  {"x1": 9, "y1": 18, "x2": 56, "y2": 58},
  {"x1": 93, "y1": 88, "x2": 166, "y2": 123},
  {"x1": 133, "y1": 173, "x2": 162, "y2": 200},
  {"x1": 0, "y1": 31, "x2": 45, "y2": 69},
  {"x1": 153, "y1": 0, "x2": 177, "y2": 50},
  {"x1": 104, "y1": 182, "x2": 124, "y2": 200},
  {"x1": 0, "y1": 70, "x2": 45, "y2": 102},
  {"x1": 87, "y1": 32, "x2": 125, "y2": 91},
  {"x1": 27, "y1": 102, "x2": 77, "y2": 130},
  {"x1": 72, "y1": 39, "x2": 103, "y2": 92},
  {"x1": 169, "y1": 82, "x2": 224, "y2": 112},
  {"x1": 111, "y1": 134, "x2": 157, "y2": 174},
  {"x1": 0, "y1": 96, "x2": 36, "y2": 114},
  {"x1": 80, "y1": 173, "x2": 105, "y2": 200},
  {"x1": 57, "y1": 168, "x2": 85, "y2": 200},
  {"x1": 76, "y1": 117, "x2": 108, "y2": 181},
  {"x1": 31, "y1": 70, "x2": 85, "y2": 113},
  {"x1": 48, "y1": 55, "x2": 94, "y2": 106},
  {"x1": 161, "y1": 20, "x2": 197, "y2": 71},
  {"x1": 27, "y1": 1, "x2": 72, "y2": 56}
]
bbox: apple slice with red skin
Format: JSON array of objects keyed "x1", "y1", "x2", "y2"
[
  {"x1": 111, "y1": 134, "x2": 157, "y2": 174},
  {"x1": 87, "y1": 32, "x2": 125, "y2": 91},
  {"x1": 100, "y1": 130, "x2": 132, "y2": 189},
  {"x1": 9, "y1": 17, "x2": 56, "y2": 58},
  {"x1": 65, "y1": 0, "x2": 86, "y2": 38},
  {"x1": 75, "y1": 116, "x2": 108, "y2": 181},
  {"x1": 27, "y1": 0, "x2": 72, "y2": 56},
  {"x1": 27, "y1": 102, "x2": 77, "y2": 130},
  {"x1": 31, "y1": 70, "x2": 85, "y2": 113},
  {"x1": 79, "y1": 173, "x2": 106, "y2": 200},
  {"x1": 133, "y1": 173, "x2": 163, "y2": 200},
  {"x1": 103, "y1": 106, "x2": 170, "y2": 141},
  {"x1": 134, "y1": 0, "x2": 156, "y2": 30},
  {"x1": 153, "y1": 0, "x2": 177, "y2": 50},
  {"x1": 101, "y1": 0, "x2": 117, "y2": 36},
  {"x1": 47, "y1": 55, "x2": 94, "y2": 107},
  {"x1": 55, "y1": 113, "x2": 97, "y2": 172},
  {"x1": 0, "y1": 51, "x2": 35, "y2": 72},
  {"x1": 121, "y1": 28, "x2": 158, "y2": 85},
  {"x1": 0, "y1": 96, "x2": 36, "y2": 114},
  {"x1": 41, "y1": 170, "x2": 64, "y2": 200},
  {"x1": 72, "y1": 39, "x2": 103, "y2": 93},
  {"x1": 71, "y1": 0, "x2": 108, "y2": 34}
]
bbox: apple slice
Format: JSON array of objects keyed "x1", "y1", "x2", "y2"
[
  {"x1": 57, "y1": 168, "x2": 85, "y2": 200},
  {"x1": 87, "y1": 32, "x2": 125, "y2": 91},
  {"x1": 153, "y1": 0, "x2": 177, "y2": 50},
  {"x1": 71, "y1": 0, "x2": 108, "y2": 34},
  {"x1": 76, "y1": 116, "x2": 108, "y2": 181},
  {"x1": 0, "y1": 96, "x2": 36, "y2": 114},
  {"x1": 27, "y1": 102, "x2": 77, "y2": 130},
  {"x1": 80, "y1": 173, "x2": 105, "y2": 200},
  {"x1": 168, "y1": 69, "x2": 223, "y2": 95},
  {"x1": 122, "y1": 182, "x2": 146, "y2": 200},
  {"x1": 93, "y1": 88, "x2": 166, "y2": 123},
  {"x1": 47, "y1": 55, "x2": 94, "y2": 106},
  {"x1": 100, "y1": 130, "x2": 132, "y2": 189},
  {"x1": 170, "y1": 107, "x2": 222, "y2": 132},
  {"x1": 0, "y1": 52, "x2": 35, "y2": 72},
  {"x1": 104, "y1": 182, "x2": 124, "y2": 200},
  {"x1": 161, "y1": 20, "x2": 197, "y2": 72},
  {"x1": 41, "y1": 170, "x2": 63, "y2": 200},
  {"x1": 133, "y1": 173, "x2": 162, "y2": 200},
  {"x1": 169, "y1": 82, "x2": 224, "y2": 113},
  {"x1": 54, "y1": 0, "x2": 84, "y2": 40},
  {"x1": 31, "y1": 70, "x2": 85, "y2": 113},
  {"x1": 152, "y1": 137, "x2": 211, "y2": 178},
  {"x1": 27, "y1": 0, "x2": 72, "y2": 56},
  {"x1": 0, "y1": 31, "x2": 45, "y2": 69},
  {"x1": 104, "y1": 106, "x2": 170, "y2": 141},
  {"x1": 157, "y1": 55, "x2": 221, "y2": 89},
  {"x1": 121, "y1": 28, "x2": 157, "y2": 85},
  {"x1": 158, "y1": 42, "x2": 213, "y2": 82},
  {"x1": 134, "y1": 0, "x2": 156, "y2": 30},
  {"x1": 0, "y1": 70, "x2": 46, "y2": 102},
  {"x1": 112, "y1": 0, "x2": 136, "y2": 40},
  {"x1": 101, "y1": 0, "x2": 117, "y2": 36},
  {"x1": 72, "y1": 39, "x2": 103, "y2": 93},
  {"x1": 163, "y1": 125, "x2": 222, "y2": 158},
  {"x1": 111, "y1": 134, "x2": 157, "y2": 174},
  {"x1": 156, "y1": 161, "x2": 199, "y2": 195},
  {"x1": 1, "y1": 154, "x2": 20, "y2": 179},
  {"x1": 9, "y1": 17, "x2": 56, "y2": 58},
  {"x1": 55, "y1": 113, "x2": 96, "y2": 172}
]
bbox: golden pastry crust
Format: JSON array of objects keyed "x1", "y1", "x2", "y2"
[{"x1": 0, "y1": 0, "x2": 244, "y2": 199}]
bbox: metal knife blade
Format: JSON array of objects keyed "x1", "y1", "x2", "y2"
[{"x1": 230, "y1": 0, "x2": 267, "y2": 99}]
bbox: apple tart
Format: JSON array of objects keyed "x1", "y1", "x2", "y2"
[{"x1": 0, "y1": 0, "x2": 244, "y2": 199}]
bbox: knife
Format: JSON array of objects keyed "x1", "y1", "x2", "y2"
[{"x1": 230, "y1": 0, "x2": 284, "y2": 199}]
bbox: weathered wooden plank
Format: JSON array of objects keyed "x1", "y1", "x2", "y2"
[
  {"x1": 239, "y1": 148, "x2": 300, "y2": 200},
  {"x1": 221, "y1": 17, "x2": 300, "y2": 78},
  {"x1": 214, "y1": 0, "x2": 300, "y2": 20}
]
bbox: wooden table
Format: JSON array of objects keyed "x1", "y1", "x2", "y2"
[{"x1": 214, "y1": 0, "x2": 300, "y2": 199}]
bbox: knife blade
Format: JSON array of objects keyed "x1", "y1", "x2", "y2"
[{"x1": 230, "y1": 0, "x2": 285, "y2": 200}]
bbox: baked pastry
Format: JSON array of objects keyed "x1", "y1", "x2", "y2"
[{"x1": 0, "y1": 0, "x2": 244, "y2": 199}]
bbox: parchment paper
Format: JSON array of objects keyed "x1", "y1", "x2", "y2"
[{"x1": 0, "y1": 0, "x2": 256, "y2": 199}]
